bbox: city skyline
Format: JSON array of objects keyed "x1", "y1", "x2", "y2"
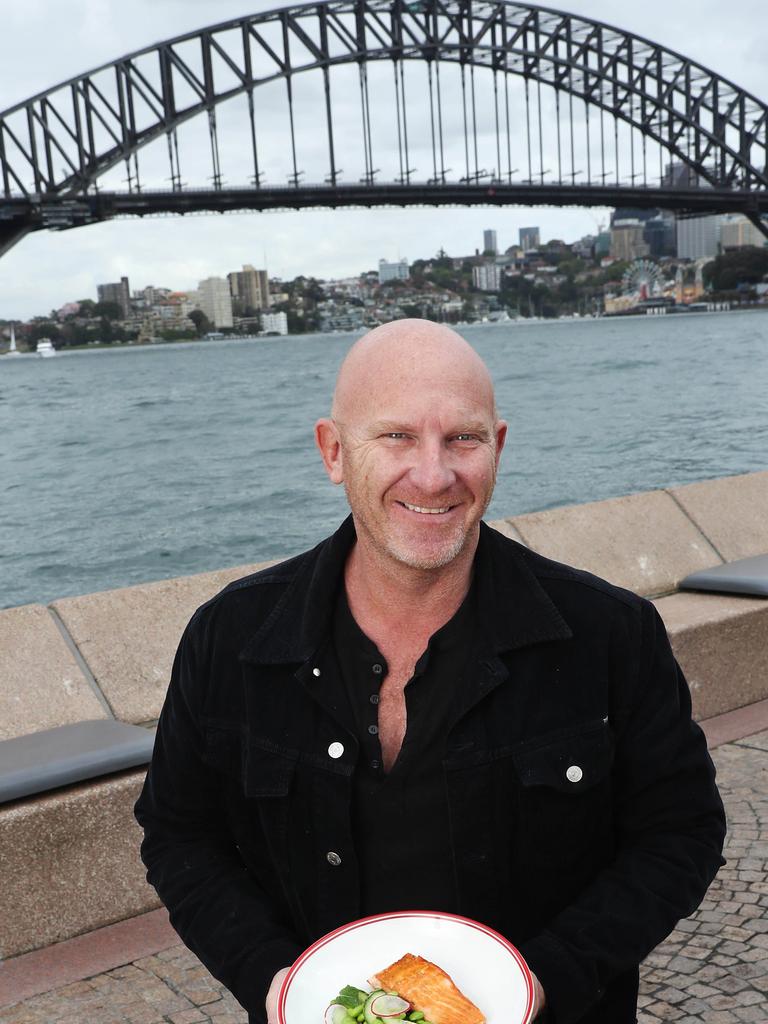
[
  {"x1": 1, "y1": 0, "x2": 767, "y2": 320},
  {"x1": 9, "y1": 207, "x2": 764, "y2": 336}
]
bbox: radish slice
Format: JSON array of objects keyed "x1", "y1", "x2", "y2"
[
  {"x1": 370, "y1": 994, "x2": 411, "y2": 1017},
  {"x1": 324, "y1": 1004, "x2": 350, "y2": 1024}
]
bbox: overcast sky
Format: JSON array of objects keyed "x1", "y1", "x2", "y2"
[{"x1": 1, "y1": 0, "x2": 766, "y2": 320}]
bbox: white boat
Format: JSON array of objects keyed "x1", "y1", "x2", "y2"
[{"x1": 36, "y1": 338, "x2": 56, "y2": 357}]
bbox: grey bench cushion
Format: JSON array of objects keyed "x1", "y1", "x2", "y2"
[
  {"x1": 680, "y1": 553, "x2": 768, "y2": 598},
  {"x1": 0, "y1": 720, "x2": 155, "y2": 804}
]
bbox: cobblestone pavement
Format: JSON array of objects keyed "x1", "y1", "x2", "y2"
[
  {"x1": 2, "y1": 731, "x2": 766, "y2": 1024},
  {"x1": 637, "y1": 732, "x2": 768, "y2": 1024}
]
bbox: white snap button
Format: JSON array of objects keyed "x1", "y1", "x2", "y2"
[
  {"x1": 328, "y1": 741, "x2": 344, "y2": 759},
  {"x1": 326, "y1": 851, "x2": 342, "y2": 867},
  {"x1": 312, "y1": 667, "x2": 321, "y2": 677},
  {"x1": 566, "y1": 765, "x2": 583, "y2": 783}
]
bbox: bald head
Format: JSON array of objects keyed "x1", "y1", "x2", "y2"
[
  {"x1": 315, "y1": 318, "x2": 507, "y2": 574},
  {"x1": 331, "y1": 319, "x2": 496, "y2": 423}
]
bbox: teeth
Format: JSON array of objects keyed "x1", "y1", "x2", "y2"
[{"x1": 402, "y1": 502, "x2": 451, "y2": 514}]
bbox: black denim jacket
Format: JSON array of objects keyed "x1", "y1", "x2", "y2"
[{"x1": 134, "y1": 517, "x2": 726, "y2": 1024}]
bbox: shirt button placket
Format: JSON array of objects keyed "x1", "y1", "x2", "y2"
[{"x1": 369, "y1": 663, "x2": 384, "y2": 767}]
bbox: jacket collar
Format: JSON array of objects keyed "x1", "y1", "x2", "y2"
[
  {"x1": 240, "y1": 516, "x2": 571, "y2": 666},
  {"x1": 475, "y1": 520, "x2": 573, "y2": 652}
]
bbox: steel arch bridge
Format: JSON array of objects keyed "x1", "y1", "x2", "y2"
[{"x1": 1, "y1": 0, "x2": 767, "y2": 258}]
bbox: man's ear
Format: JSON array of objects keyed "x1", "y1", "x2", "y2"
[
  {"x1": 314, "y1": 418, "x2": 344, "y2": 484},
  {"x1": 494, "y1": 419, "x2": 508, "y2": 469}
]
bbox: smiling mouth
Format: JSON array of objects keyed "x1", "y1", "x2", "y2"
[{"x1": 398, "y1": 501, "x2": 455, "y2": 515}]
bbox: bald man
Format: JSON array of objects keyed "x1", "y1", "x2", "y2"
[{"x1": 135, "y1": 320, "x2": 725, "y2": 1024}]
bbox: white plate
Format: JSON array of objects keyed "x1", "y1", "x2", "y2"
[{"x1": 278, "y1": 911, "x2": 534, "y2": 1024}]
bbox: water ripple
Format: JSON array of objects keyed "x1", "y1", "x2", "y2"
[{"x1": 2, "y1": 316, "x2": 767, "y2": 608}]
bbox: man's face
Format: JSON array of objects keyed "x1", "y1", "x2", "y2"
[{"x1": 331, "y1": 364, "x2": 506, "y2": 572}]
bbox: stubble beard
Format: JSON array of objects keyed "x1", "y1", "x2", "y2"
[
  {"x1": 385, "y1": 522, "x2": 471, "y2": 571},
  {"x1": 345, "y1": 481, "x2": 496, "y2": 572}
]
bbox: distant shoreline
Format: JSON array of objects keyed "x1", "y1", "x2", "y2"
[{"x1": 3, "y1": 305, "x2": 768, "y2": 357}]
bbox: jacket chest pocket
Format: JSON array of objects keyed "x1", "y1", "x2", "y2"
[
  {"x1": 201, "y1": 724, "x2": 298, "y2": 868},
  {"x1": 201, "y1": 725, "x2": 297, "y2": 805},
  {"x1": 512, "y1": 719, "x2": 615, "y2": 869}
]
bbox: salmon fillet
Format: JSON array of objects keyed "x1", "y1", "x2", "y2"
[{"x1": 369, "y1": 953, "x2": 485, "y2": 1024}]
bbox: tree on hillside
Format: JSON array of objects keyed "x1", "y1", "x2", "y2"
[
  {"x1": 26, "y1": 321, "x2": 62, "y2": 346},
  {"x1": 704, "y1": 247, "x2": 768, "y2": 291},
  {"x1": 189, "y1": 310, "x2": 212, "y2": 336},
  {"x1": 93, "y1": 300, "x2": 123, "y2": 320},
  {"x1": 288, "y1": 276, "x2": 326, "y2": 304}
]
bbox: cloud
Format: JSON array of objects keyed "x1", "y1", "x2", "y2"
[{"x1": 1, "y1": 0, "x2": 766, "y2": 319}]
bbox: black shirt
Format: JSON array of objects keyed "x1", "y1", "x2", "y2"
[{"x1": 331, "y1": 580, "x2": 477, "y2": 916}]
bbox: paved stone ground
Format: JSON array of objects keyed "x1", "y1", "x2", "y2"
[
  {"x1": 637, "y1": 732, "x2": 768, "y2": 1024},
  {"x1": 2, "y1": 731, "x2": 766, "y2": 1024}
]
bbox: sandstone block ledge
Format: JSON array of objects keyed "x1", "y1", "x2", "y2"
[
  {"x1": 51, "y1": 559, "x2": 275, "y2": 725},
  {"x1": 0, "y1": 604, "x2": 108, "y2": 741},
  {"x1": 504, "y1": 488, "x2": 721, "y2": 598},
  {"x1": 653, "y1": 592, "x2": 768, "y2": 720},
  {"x1": 1, "y1": 468, "x2": 766, "y2": 956},
  {"x1": 670, "y1": 469, "x2": 768, "y2": 562},
  {"x1": 0, "y1": 770, "x2": 159, "y2": 960}
]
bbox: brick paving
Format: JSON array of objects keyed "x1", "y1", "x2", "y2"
[
  {"x1": 637, "y1": 732, "x2": 768, "y2": 1024},
  {"x1": 1, "y1": 730, "x2": 766, "y2": 1024}
]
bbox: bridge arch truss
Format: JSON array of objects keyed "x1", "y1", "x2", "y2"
[{"x1": 1, "y1": 0, "x2": 767, "y2": 254}]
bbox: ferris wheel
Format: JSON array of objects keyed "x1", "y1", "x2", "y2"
[{"x1": 622, "y1": 259, "x2": 664, "y2": 300}]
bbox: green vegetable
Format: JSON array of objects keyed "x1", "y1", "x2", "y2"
[
  {"x1": 334, "y1": 986, "x2": 367, "y2": 1010},
  {"x1": 363, "y1": 989, "x2": 387, "y2": 1024},
  {"x1": 328, "y1": 983, "x2": 415, "y2": 1024}
]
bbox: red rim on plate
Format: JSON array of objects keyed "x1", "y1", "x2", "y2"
[{"x1": 277, "y1": 910, "x2": 534, "y2": 1024}]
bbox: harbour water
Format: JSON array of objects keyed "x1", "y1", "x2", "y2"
[{"x1": 1, "y1": 311, "x2": 766, "y2": 610}]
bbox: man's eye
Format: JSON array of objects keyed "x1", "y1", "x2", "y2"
[
  {"x1": 454, "y1": 433, "x2": 477, "y2": 442},
  {"x1": 384, "y1": 432, "x2": 407, "y2": 439}
]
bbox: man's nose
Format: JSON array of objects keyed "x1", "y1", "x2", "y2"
[{"x1": 408, "y1": 439, "x2": 456, "y2": 493}]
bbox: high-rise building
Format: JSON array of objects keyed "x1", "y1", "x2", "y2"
[
  {"x1": 676, "y1": 215, "x2": 722, "y2": 260},
  {"x1": 720, "y1": 215, "x2": 768, "y2": 250},
  {"x1": 378, "y1": 258, "x2": 410, "y2": 283},
  {"x1": 610, "y1": 220, "x2": 650, "y2": 261},
  {"x1": 663, "y1": 161, "x2": 699, "y2": 189},
  {"x1": 228, "y1": 265, "x2": 271, "y2": 315},
  {"x1": 97, "y1": 276, "x2": 130, "y2": 317},
  {"x1": 483, "y1": 229, "x2": 498, "y2": 255},
  {"x1": 197, "y1": 277, "x2": 234, "y2": 328},
  {"x1": 613, "y1": 207, "x2": 676, "y2": 258},
  {"x1": 595, "y1": 232, "x2": 612, "y2": 258},
  {"x1": 472, "y1": 263, "x2": 501, "y2": 292},
  {"x1": 519, "y1": 227, "x2": 540, "y2": 251},
  {"x1": 261, "y1": 311, "x2": 289, "y2": 335},
  {"x1": 643, "y1": 215, "x2": 677, "y2": 258}
]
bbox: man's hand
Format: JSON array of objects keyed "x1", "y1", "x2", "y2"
[
  {"x1": 531, "y1": 971, "x2": 547, "y2": 1019},
  {"x1": 266, "y1": 966, "x2": 291, "y2": 1024}
]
